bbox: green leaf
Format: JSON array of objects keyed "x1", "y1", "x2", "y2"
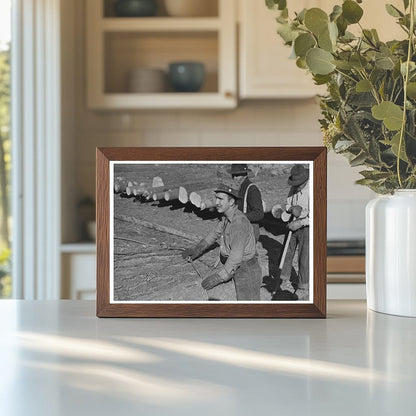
[
  {"x1": 375, "y1": 56, "x2": 395, "y2": 70},
  {"x1": 348, "y1": 92, "x2": 377, "y2": 107},
  {"x1": 305, "y1": 48, "x2": 335, "y2": 75},
  {"x1": 333, "y1": 60, "x2": 352, "y2": 70},
  {"x1": 330, "y1": 5, "x2": 342, "y2": 21},
  {"x1": 385, "y1": 4, "x2": 404, "y2": 18},
  {"x1": 294, "y1": 33, "x2": 316, "y2": 58},
  {"x1": 378, "y1": 77, "x2": 386, "y2": 100},
  {"x1": 313, "y1": 74, "x2": 332, "y2": 85},
  {"x1": 277, "y1": 23, "x2": 298, "y2": 43},
  {"x1": 401, "y1": 61, "x2": 416, "y2": 76},
  {"x1": 393, "y1": 60, "x2": 402, "y2": 79},
  {"x1": 304, "y1": 8, "x2": 329, "y2": 35},
  {"x1": 334, "y1": 139, "x2": 355, "y2": 151},
  {"x1": 369, "y1": 136, "x2": 382, "y2": 163},
  {"x1": 371, "y1": 29, "x2": 380, "y2": 43},
  {"x1": 355, "y1": 178, "x2": 378, "y2": 186},
  {"x1": 343, "y1": 114, "x2": 367, "y2": 147},
  {"x1": 276, "y1": 14, "x2": 287, "y2": 24},
  {"x1": 318, "y1": 27, "x2": 334, "y2": 52},
  {"x1": 339, "y1": 31, "x2": 356, "y2": 43},
  {"x1": 266, "y1": 0, "x2": 287, "y2": 11},
  {"x1": 360, "y1": 170, "x2": 391, "y2": 180},
  {"x1": 403, "y1": 0, "x2": 409, "y2": 10},
  {"x1": 350, "y1": 152, "x2": 368, "y2": 167},
  {"x1": 328, "y1": 21, "x2": 338, "y2": 45},
  {"x1": 296, "y1": 57, "x2": 308, "y2": 69},
  {"x1": 372, "y1": 101, "x2": 404, "y2": 131},
  {"x1": 342, "y1": 0, "x2": 363, "y2": 24},
  {"x1": 390, "y1": 132, "x2": 409, "y2": 162},
  {"x1": 356, "y1": 79, "x2": 372, "y2": 92},
  {"x1": 296, "y1": 8, "x2": 307, "y2": 23},
  {"x1": 336, "y1": 15, "x2": 348, "y2": 36},
  {"x1": 407, "y1": 82, "x2": 416, "y2": 99},
  {"x1": 363, "y1": 29, "x2": 376, "y2": 46},
  {"x1": 350, "y1": 54, "x2": 368, "y2": 70}
]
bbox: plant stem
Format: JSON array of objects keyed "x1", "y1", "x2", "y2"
[
  {"x1": 334, "y1": 68, "x2": 358, "y2": 84},
  {"x1": 358, "y1": 69, "x2": 380, "y2": 104},
  {"x1": 397, "y1": 0, "x2": 415, "y2": 188}
]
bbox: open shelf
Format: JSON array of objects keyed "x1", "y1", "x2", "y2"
[{"x1": 86, "y1": 0, "x2": 236, "y2": 109}]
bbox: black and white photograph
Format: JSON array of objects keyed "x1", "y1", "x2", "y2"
[{"x1": 110, "y1": 161, "x2": 313, "y2": 303}]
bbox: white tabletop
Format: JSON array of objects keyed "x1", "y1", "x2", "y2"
[{"x1": 0, "y1": 300, "x2": 415, "y2": 416}]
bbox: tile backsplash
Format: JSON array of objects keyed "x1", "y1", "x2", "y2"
[{"x1": 71, "y1": 100, "x2": 374, "y2": 241}]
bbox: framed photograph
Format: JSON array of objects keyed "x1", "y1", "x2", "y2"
[{"x1": 96, "y1": 147, "x2": 327, "y2": 317}]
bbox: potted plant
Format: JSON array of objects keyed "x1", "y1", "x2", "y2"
[{"x1": 266, "y1": 0, "x2": 416, "y2": 316}]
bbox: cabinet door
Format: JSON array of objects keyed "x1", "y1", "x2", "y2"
[
  {"x1": 239, "y1": 0, "x2": 326, "y2": 99},
  {"x1": 239, "y1": 0, "x2": 404, "y2": 99},
  {"x1": 61, "y1": 253, "x2": 96, "y2": 300}
]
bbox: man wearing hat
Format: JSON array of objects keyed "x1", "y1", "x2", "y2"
[
  {"x1": 228, "y1": 164, "x2": 264, "y2": 241},
  {"x1": 181, "y1": 182, "x2": 262, "y2": 300},
  {"x1": 271, "y1": 164, "x2": 310, "y2": 296}
]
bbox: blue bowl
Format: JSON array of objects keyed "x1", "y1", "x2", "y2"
[
  {"x1": 168, "y1": 62, "x2": 205, "y2": 92},
  {"x1": 114, "y1": 0, "x2": 157, "y2": 17}
]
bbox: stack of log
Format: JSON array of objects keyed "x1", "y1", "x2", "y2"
[{"x1": 114, "y1": 175, "x2": 279, "y2": 213}]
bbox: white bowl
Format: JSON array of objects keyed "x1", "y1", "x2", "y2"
[{"x1": 128, "y1": 68, "x2": 167, "y2": 93}]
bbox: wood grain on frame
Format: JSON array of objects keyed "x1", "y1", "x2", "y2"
[{"x1": 96, "y1": 147, "x2": 327, "y2": 318}]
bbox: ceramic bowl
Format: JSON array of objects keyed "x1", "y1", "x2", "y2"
[
  {"x1": 168, "y1": 61, "x2": 205, "y2": 92},
  {"x1": 128, "y1": 68, "x2": 167, "y2": 93},
  {"x1": 114, "y1": 0, "x2": 158, "y2": 17}
]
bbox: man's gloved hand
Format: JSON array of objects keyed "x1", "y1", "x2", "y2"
[
  {"x1": 271, "y1": 204, "x2": 283, "y2": 219},
  {"x1": 288, "y1": 219, "x2": 303, "y2": 231},
  {"x1": 181, "y1": 246, "x2": 198, "y2": 260},
  {"x1": 201, "y1": 272, "x2": 224, "y2": 290},
  {"x1": 181, "y1": 239, "x2": 209, "y2": 261},
  {"x1": 288, "y1": 205, "x2": 302, "y2": 218}
]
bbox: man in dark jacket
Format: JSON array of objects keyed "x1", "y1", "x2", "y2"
[{"x1": 227, "y1": 164, "x2": 264, "y2": 241}]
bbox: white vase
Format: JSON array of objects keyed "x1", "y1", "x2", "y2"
[{"x1": 366, "y1": 189, "x2": 416, "y2": 317}]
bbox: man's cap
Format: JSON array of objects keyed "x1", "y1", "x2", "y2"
[
  {"x1": 214, "y1": 182, "x2": 241, "y2": 199},
  {"x1": 288, "y1": 165, "x2": 309, "y2": 186},
  {"x1": 226, "y1": 163, "x2": 252, "y2": 176}
]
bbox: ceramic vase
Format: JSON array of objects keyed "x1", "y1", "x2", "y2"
[{"x1": 366, "y1": 190, "x2": 416, "y2": 317}]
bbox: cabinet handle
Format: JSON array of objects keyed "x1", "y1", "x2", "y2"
[{"x1": 224, "y1": 91, "x2": 234, "y2": 99}]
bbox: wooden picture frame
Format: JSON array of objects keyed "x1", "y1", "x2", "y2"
[{"x1": 96, "y1": 147, "x2": 327, "y2": 317}]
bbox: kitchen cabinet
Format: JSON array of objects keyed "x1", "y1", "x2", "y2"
[
  {"x1": 86, "y1": 0, "x2": 237, "y2": 109},
  {"x1": 239, "y1": 0, "x2": 325, "y2": 99},
  {"x1": 61, "y1": 245, "x2": 96, "y2": 300}
]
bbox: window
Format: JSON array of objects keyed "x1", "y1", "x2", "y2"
[{"x1": 0, "y1": 0, "x2": 11, "y2": 298}]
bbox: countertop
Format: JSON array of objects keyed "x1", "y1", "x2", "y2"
[{"x1": 0, "y1": 300, "x2": 415, "y2": 415}]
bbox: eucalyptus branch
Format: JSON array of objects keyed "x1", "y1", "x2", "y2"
[
  {"x1": 358, "y1": 69, "x2": 381, "y2": 104},
  {"x1": 393, "y1": 85, "x2": 404, "y2": 103},
  {"x1": 397, "y1": 0, "x2": 415, "y2": 188},
  {"x1": 334, "y1": 68, "x2": 359, "y2": 84},
  {"x1": 390, "y1": 79, "x2": 398, "y2": 101}
]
